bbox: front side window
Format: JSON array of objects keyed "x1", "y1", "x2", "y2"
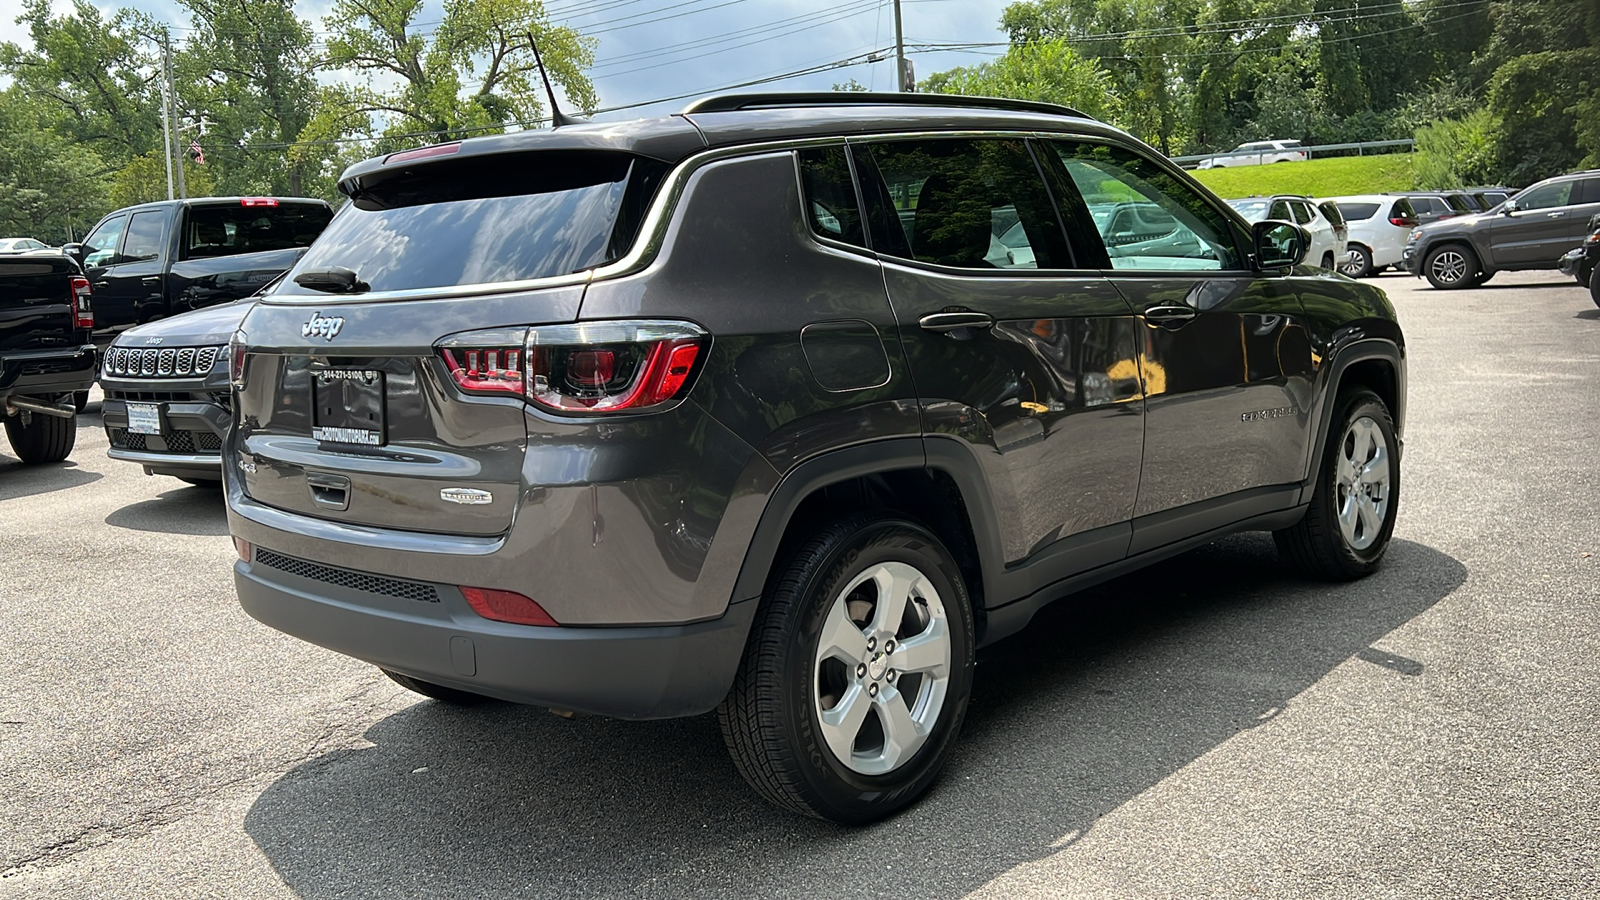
[
  {"x1": 1052, "y1": 141, "x2": 1238, "y2": 271},
  {"x1": 121, "y1": 211, "x2": 167, "y2": 262},
  {"x1": 82, "y1": 215, "x2": 127, "y2": 268},
  {"x1": 797, "y1": 147, "x2": 865, "y2": 248},
  {"x1": 1516, "y1": 181, "x2": 1573, "y2": 211},
  {"x1": 858, "y1": 138, "x2": 1071, "y2": 270}
]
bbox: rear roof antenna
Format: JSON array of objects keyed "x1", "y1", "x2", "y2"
[{"x1": 526, "y1": 31, "x2": 585, "y2": 128}]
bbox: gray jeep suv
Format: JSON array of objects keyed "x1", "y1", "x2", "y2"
[
  {"x1": 1404, "y1": 169, "x2": 1600, "y2": 289},
  {"x1": 225, "y1": 93, "x2": 1406, "y2": 824}
]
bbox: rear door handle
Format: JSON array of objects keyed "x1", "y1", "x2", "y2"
[
  {"x1": 919, "y1": 311, "x2": 994, "y2": 333},
  {"x1": 1143, "y1": 305, "x2": 1199, "y2": 328},
  {"x1": 141, "y1": 276, "x2": 161, "y2": 285}
]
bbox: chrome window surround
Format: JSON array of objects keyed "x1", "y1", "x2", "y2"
[{"x1": 263, "y1": 125, "x2": 1143, "y2": 306}]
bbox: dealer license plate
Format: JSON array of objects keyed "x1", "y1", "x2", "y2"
[
  {"x1": 312, "y1": 369, "x2": 386, "y2": 446},
  {"x1": 126, "y1": 402, "x2": 162, "y2": 436}
]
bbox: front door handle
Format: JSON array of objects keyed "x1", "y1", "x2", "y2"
[
  {"x1": 1546, "y1": 212, "x2": 1565, "y2": 218},
  {"x1": 141, "y1": 276, "x2": 161, "y2": 285},
  {"x1": 92, "y1": 280, "x2": 109, "y2": 288},
  {"x1": 919, "y1": 311, "x2": 994, "y2": 333},
  {"x1": 1143, "y1": 305, "x2": 1199, "y2": 328}
]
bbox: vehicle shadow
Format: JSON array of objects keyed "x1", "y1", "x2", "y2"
[
  {"x1": 243, "y1": 536, "x2": 1465, "y2": 899},
  {"x1": 104, "y1": 485, "x2": 229, "y2": 536},
  {"x1": 1575, "y1": 308, "x2": 1599, "y2": 320},
  {"x1": 0, "y1": 459, "x2": 102, "y2": 501}
]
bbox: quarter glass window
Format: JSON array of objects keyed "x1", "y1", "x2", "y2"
[
  {"x1": 859, "y1": 138, "x2": 1071, "y2": 270},
  {"x1": 82, "y1": 215, "x2": 126, "y2": 268},
  {"x1": 1053, "y1": 142, "x2": 1239, "y2": 270},
  {"x1": 797, "y1": 147, "x2": 865, "y2": 248}
]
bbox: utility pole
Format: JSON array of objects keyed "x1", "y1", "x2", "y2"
[
  {"x1": 893, "y1": 0, "x2": 908, "y2": 92},
  {"x1": 165, "y1": 39, "x2": 186, "y2": 199},
  {"x1": 158, "y1": 29, "x2": 175, "y2": 201}
]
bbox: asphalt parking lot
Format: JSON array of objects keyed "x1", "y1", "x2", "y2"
[{"x1": 2, "y1": 270, "x2": 1597, "y2": 899}]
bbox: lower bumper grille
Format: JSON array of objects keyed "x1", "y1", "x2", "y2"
[
  {"x1": 254, "y1": 548, "x2": 441, "y2": 604},
  {"x1": 109, "y1": 428, "x2": 222, "y2": 455}
]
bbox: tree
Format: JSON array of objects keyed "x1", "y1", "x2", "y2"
[
  {"x1": 313, "y1": 0, "x2": 599, "y2": 149},
  {"x1": 0, "y1": 88, "x2": 113, "y2": 242},
  {"x1": 1479, "y1": 0, "x2": 1600, "y2": 184},
  {"x1": 922, "y1": 39, "x2": 1122, "y2": 124},
  {"x1": 109, "y1": 150, "x2": 215, "y2": 208}
]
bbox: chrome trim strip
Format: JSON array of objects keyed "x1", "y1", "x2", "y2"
[
  {"x1": 229, "y1": 486, "x2": 504, "y2": 557},
  {"x1": 107, "y1": 449, "x2": 222, "y2": 467},
  {"x1": 262, "y1": 127, "x2": 1131, "y2": 307}
]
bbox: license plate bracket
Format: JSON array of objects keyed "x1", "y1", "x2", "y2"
[
  {"x1": 312, "y1": 369, "x2": 386, "y2": 447},
  {"x1": 126, "y1": 402, "x2": 162, "y2": 436}
]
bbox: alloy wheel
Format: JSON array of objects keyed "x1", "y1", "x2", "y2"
[
  {"x1": 1334, "y1": 415, "x2": 1392, "y2": 551},
  {"x1": 1429, "y1": 249, "x2": 1469, "y2": 285}
]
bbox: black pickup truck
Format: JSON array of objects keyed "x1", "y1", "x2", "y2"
[
  {"x1": 67, "y1": 197, "x2": 332, "y2": 338},
  {"x1": 0, "y1": 252, "x2": 96, "y2": 463}
]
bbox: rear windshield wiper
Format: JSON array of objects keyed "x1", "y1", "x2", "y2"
[{"x1": 294, "y1": 266, "x2": 369, "y2": 294}]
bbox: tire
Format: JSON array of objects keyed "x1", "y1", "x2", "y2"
[
  {"x1": 1423, "y1": 244, "x2": 1479, "y2": 289},
  {"x1": 1590, "y1": 264, "x2": 1600, "y2": 308},
  {"x1": 1321, "y1": 252, "x2": 1335, "y2": 271},
  {"x1": 380, "y1": 668, "x2": 491, "y2": 705},
  {"x1": 1275, "y1": 388, "x2": 1399, "y2": 580},
  {"x1": 4, "y1": 412, "x2": 76, "y2": 464},
  {"x1": 1467, "y1": 269, "x2": 1494, "y2": 287},
  {"x1": 1578, "y1": 263, "x2": 1593, "y2": 287},
  {"x1": 73, "y1": 391, "x2": 90, "y2": 413},
  {"x1": 1340, "y1": 245, "x2": 1373, "y2": 278},
  {"x1": 718, "y1": 513, "x2": 975, "y2": 824}
]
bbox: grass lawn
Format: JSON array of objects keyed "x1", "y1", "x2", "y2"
[{"x1": 1188, "y1": 153, "x2": 1417, "y2": 199}]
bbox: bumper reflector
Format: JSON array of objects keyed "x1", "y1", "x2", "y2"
[{"x1": 460, "y1": 586, "x2": 559, "y2": 627}]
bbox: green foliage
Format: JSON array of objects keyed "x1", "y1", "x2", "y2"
[
  {"x1": 921, "y1": 38, "x2": 1121, "y2": 124},
  {"x1": 109, "y1": 151, "x2": 215, "y2": 208},
  {"x1": 1412, "y1": 110, "x2": 1499, "y2": 190},
  {"x1": 1190, "y1": 152, "x2": 1417, "y2": 198},
  {"x1": 0, "y1": 88, "x2": 113, "y2": 242}
]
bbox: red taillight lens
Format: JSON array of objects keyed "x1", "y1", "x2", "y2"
[
  {"x1": 438, "y1": 321, "x2": 707, "y2": 414},
  {"x1": 460, "y1": 586, "x2": 558, "y2": 626},
  {"x1": 240, "y1": 197, "x2": 279, "y2": 207},
  {"x1": 1389, "y1": 217, "x2": 1418, "y2": 227},
  {"x1": 69, "y1": 276, "x2": 92, "y2": 329}
]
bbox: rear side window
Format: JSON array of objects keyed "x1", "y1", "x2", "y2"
[
  {"x1": 1574, "y1": 178, "x2": 1600, "y2": 205},
  {"x1": 121, "y1": 211, "x2": 167, "y2": 262},
  {"x1": 857, "y1": 138, "x2": 1072, "y2": 270},
  {"x1": 280, "y1": 152, "x2": 663, "y2": 294},
  {"x1": 185, "y1": 203, "x2": 332, "y2": 260},
  {"x1": 1339, "y1": 202, "x2": 1380, "y2": 221},
  {"x1": 1442, "y1": 194, "x2": 1473, "y2": 214},
  {"x1": 797, "y1": 147, "x2": 865, "y2": 248},
  {"x1": 1290, "y1": 201, "x2": 1314, "y2": 225}
]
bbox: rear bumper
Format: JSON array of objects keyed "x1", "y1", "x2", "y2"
[
  {"x1": 0, "y1": 344, "x2": 97, "y2": 398},
  {"x1": 235, "y1": 548, "x2": 757, "y2": 719}
]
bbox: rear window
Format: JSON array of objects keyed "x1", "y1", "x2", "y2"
[
  {"x1": 1337, "y1": 202, "x2": 1379, "y2": 221},
  {"x1": 1318, "y1": 201, "x2": 1345, "y2": 227},
  {"x1": 278, "y1": 151, "x2": 664, "y2": 295},
  {"x1": 1442, "y1": 194, "x2": 1473, "y2": 213},
  {"x1": 184, "y1": 202, "x2": 332, "y2": 260}
]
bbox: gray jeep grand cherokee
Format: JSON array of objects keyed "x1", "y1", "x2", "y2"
[{"x1": 225, "y1": 93, "x2": 1406, "y2": 824}]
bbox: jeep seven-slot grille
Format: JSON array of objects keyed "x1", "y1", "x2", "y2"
[
  {"x1": 254, "y1": 549, "x2": 442, "y2": 604},
  {"x1": 103, "y1": 346, "x2": 222, "y2": 379}
]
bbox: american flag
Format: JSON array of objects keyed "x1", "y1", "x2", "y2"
[{"x1": 189, "y1": 139, "x2": 205, "y2": 165}]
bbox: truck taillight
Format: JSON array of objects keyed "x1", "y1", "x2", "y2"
[
  {"x1": 438, "y1": 321, "x2": 707, "y2": 415},
  {"x1": 69, "y1": 276, "x2": 92, "y2": 329}
]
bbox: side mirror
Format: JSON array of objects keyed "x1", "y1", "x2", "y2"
[
  {"x1": 1253, "y1": 220, "x2": 1308, "y2": 269},
  {"x1": 62, "y1": 243, "x2": 85, "y2": 264},
  {"x1": 1501, "y1": 199, "x2": 1519, "y2": 215}
]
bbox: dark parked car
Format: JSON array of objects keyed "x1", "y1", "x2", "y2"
[
  {"x1": 226, "y1": 92, "x2": 1406, "y2": 824},
  {"x1": 67, "y1": 197, "x2": 331, "y2": 339},
  {"x1": 1, "y1": 251, "x2": 96, "y2": 463},
  {"x1": 1556, "y1": 213, "x2": 1600, "y2": 305},
  {"x1": 1403, "y1": 170, "x2": 1600, "y2": 288},
  {"x1": 1385, "y1": 191, "x2": 1472, "y2": 226},
  {"x1": 100, "y1": 298, "x2": 253, "y2": 484}
]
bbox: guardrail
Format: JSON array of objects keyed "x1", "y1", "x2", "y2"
[{"x1": 1172, "y1": 139, "x2": 1415, "y2": 169}]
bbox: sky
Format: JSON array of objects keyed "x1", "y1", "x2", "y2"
[{"x1": 0, "y1": 0, "x2": 1017, "y2": 122}]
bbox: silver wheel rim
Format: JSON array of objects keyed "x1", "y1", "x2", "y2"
[
  {"x1": 1429, "y1": 250, "x2": 1468, "y2": 284},
  {"x1": 813, "y1": 561, "x2": 951, "y2": 776},
  {"x1": 1335, "y1": 415, "x2": 1392, "y2": 551},
  {"x1": 1340, "y1": 250, "x2": 1366, "y2": 276}
]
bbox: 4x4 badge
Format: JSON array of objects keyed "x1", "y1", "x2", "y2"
[
  {"x1": 441, "y1": 487, "x2": 493, "y2": 505},
  {"x1": 302, "y1": 312, "x2": 345, "y2": 341}
]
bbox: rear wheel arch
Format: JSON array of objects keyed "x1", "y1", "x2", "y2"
[{"x1": 731, "y1": 438, "x2": 1001, "y2": 644}]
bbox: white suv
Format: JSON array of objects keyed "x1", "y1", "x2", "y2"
[
  {"x1": 1319, "y1": 195, "x2": 1421, "y2": 277},
  {"x1": 1227, "y1": 195, "x2": 1347, "y2": 270},
  {"x1": 1197, "y1": 140, "x2": 1308, "y2": 169}
]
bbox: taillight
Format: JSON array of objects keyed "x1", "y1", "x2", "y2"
[
  {"x1": 240, "y1": 197, "x2": 279, "y2": 207},
  {"x1": 438, "y1": 320, "x2": 707, "y2": 415},
  {"x1": 69, "y1": 276, "x2": 93, "y2": 329},
  {"x1": 460, "y1": 586, "x2": 558, "y2": 626},
  {"x1": 1389, "y1": 217, "x2": 1418, "y2": 227},
  {"x1": 229, "y1": 329, "x2": 248, "y2": 389}
]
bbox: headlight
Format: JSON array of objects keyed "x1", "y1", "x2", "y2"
[{"x1": 1407, "y1": 228, "x2": 1422, "y2": 243}]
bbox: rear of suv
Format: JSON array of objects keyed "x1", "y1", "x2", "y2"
[{"x1": 227, "y1": 93, "x2": 1406, "y2": 824}]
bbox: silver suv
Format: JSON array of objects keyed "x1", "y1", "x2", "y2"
[
  {"x1": 1403, "y1": 170, "x2": 1600, "y2": 288},
  {"x1": 226, "y1": 93, "x2": 1406, "y2": 824}
]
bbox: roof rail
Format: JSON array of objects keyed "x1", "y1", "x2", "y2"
[{"x1": 681, "y1": 91, "x2": 1091, "y2": 121}]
